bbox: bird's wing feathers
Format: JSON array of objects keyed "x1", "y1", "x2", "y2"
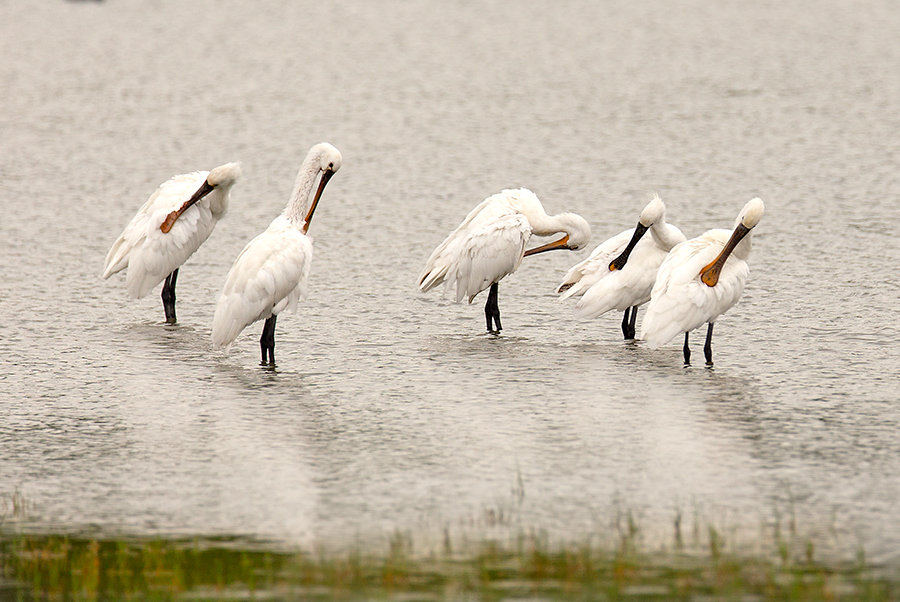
[
  {"x1": 417, "y1": 197, "x2": 501, "y2": 291},
  {"x1": 453, "y1": 213, "x2": 531, "y2": 303},
  {"x1": 557, "y1": 228, "x2": 634, "y2": 300},
  {"x1": 211, "y1": 218, "x2": 312, "y2": 348},
  {"x1": 418, "y1": 197, "x2": 530, "y2": 300},
  {"x1": 565, "y1": 231, "x2": 669, "y2": 319}
]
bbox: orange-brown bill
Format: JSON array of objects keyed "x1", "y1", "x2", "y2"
[
  {"x1": 699, "y1": 222, "x2": 751, "y2": 287},
  {"x1": 524, "y1": 234, "x2": 570, "y2": 257},
  {"x1": 160, "y1": 180, "x2": 215, "y2": 233},
  {"x1": 301, "y1": 169, "x2": 336, "y2": 234}
]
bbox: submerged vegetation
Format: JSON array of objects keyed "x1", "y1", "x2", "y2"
[
  {"x1": 1, "y1": 511, "x2": 898, "y2": 602},
  {"x1": 2, "y1": 489, "x2": 897, "y2": 601}
]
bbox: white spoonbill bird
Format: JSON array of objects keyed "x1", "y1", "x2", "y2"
[
  {"x1": 211, "y1": 143, "x2": 341, "y2": 366},
  {"x1": 556, "y1": 194, "x2": 685, "y2": 340},
  {"x1": 417, "y1": 188, "x2": 591, "y2": 333},
  {"x1": 640, "y1": 197, "x2": 765, "y2": 365},
  {"x1": 101, "y1": 162, "x2": 242, "y2": 323}
]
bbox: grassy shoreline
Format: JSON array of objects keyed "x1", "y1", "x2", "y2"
[
  {"x1": 3, "y1": 491, "x2": 898, "y2": 600},
  {"x1": 2, "y1": 528, "x2": 898, "y2": 601}
]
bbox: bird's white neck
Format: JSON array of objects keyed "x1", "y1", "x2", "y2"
[
  {"x1": 528, "y1": 210, "x2": 577, "y2": 238},
  {"x1": 283, "y1": 161, "x2": 321, "y2": 229},
  {"x1": 649, "y1": 221, "x2": 682, "y2": 251},
  {"x1": 207, "y1": 187, "x2": 230, "y2": 219}
]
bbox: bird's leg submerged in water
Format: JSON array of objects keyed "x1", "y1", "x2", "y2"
[
  {"x1": 621, "y1": 306, "x2": 638, "y2": 340},
  {"x1": 704, "y1": 323, "x2": 714, "y2": 365},
  {"x1": 161, "y1": 268, "x2": 178, "y2": 323},
  {"x1": 629, "y1": 306, "x2": 639, "y2": 340},
  {"x1": 683, "y1": 331, "x2": 691, "y2": 365},
  {"x1": 260, "y1": 315, "x2": 277, "y2": 366},
  {"x1": 484, "y1": 282, "x2": 502, "y2": 334}
]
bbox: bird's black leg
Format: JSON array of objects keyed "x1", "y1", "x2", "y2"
[
  {"x1": 484, "y1": 282, "x2": 502, "y2": 334},
  {"x1": 161, "y1": 268, "x2": 179, "y2": 323},
  {"x1": 260, "y1": 315, "x2": 277, "y2": 366},
  {"x1": 621, "y1": 306, "x2": 639, "y2": 340},
  {"x1": 704, "y1": 323, "x2": 714, "y2": 366},
  {"x1": 683, "y1": 331, "x2": 691, "y2": 365}
]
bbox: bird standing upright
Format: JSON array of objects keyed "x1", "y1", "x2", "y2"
[
  {"x1": 211, "y1": 143, "x2": 341, "y2": 366},
  {"x1": 418, "y1": 188, "x2": 591, "y2": 333},
  {"x1": 101, "y1": 162, "x2": 242, "y2": 323},
  {"x1": 640, "y1": 197, "x2": 765, "y2": 365},
  {"x1": 556, "y1": 194, "x2": 685, "y2": 339}
]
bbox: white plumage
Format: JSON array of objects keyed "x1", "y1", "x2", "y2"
[
  {"x1": 556, "y1": 194, "x2": 685, "y2": 339},
  {"x1": 211, "y1": 143, "x2": 341, "y2": 365},
  {"x1": 101, "y1": 162, "x2": 241, "y2": 321},
  {"x1": 211, "y1": 218, "x2": 312, "y2": 348},
  {"x1": 418, "y1": 188, "x2": 591, "y2": 333},
  {"x1": 640, "y1": 197, "x2": 765, "y2": 364}
]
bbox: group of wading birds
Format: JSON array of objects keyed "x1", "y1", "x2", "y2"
[{"x1": 101, "y1": 142, "x2": 764, "y2": 367}]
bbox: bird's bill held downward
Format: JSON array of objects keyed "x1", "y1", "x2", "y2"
[
  {"x1": 524, "y1": 235, "x2": 570, "y2": 257},
  {"x1": 699, "y1": 222, "x2": 752, "y2": 287},
  {"x1": 160, "y1": 180, "x2": 216, "y2": 233},
  {"x1": 302, "y1": 168, "x2": 336, "y2": 234},
  {"x1": 608, "y1": 222, "x2": 649, "y2": 271}
]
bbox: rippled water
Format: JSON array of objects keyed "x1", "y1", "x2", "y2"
[{"x1": 2, "y1": 0, "x2": 899, "y2": 564}]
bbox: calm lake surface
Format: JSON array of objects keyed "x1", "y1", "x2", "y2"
[{"x1": 2, "y1": 0, "x2": 899, "y2": 565}]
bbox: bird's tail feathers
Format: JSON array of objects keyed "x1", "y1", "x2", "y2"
[
  {"x1": 556, "y1": 280, "x2": 588, "y2": 301},
  {"x1": 417, "y1": 265, "x2": 448, "y2": 293},
  {"x1": 638, "y1": 320, "x2": 680, "y2": 350},
  {"x1": 101, "y1": 239, "x2": 130, "y2": 280}
]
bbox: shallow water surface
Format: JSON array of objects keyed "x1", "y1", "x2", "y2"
[{"x1": 1, "y1": 0, "x2": 899, "y2": 565}]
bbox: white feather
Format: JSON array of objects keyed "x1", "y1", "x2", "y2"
[{"x1": 211, "y1": 217, "x2": 312, "y2": 348}]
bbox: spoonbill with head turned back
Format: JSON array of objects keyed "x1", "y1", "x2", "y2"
[
  {"x1": 211, "y1": 143, "x2": 341, "y2": 366},
  {"x1": 417, "y1": 188, "x2": 591, "y2": 333},
  {"x1": 556, "y1": 193, "x2": 685, "y2": 339},
  {"x1": 640, "y1": 197, "x2": 765, "y2": 365},
  {"x1": 101, "y1": 162, "x2": 242, "y2": 323}
]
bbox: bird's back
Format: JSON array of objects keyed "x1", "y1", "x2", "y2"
[{"x1": 212, "y1": 216, "x2": 312, "y2": 348}]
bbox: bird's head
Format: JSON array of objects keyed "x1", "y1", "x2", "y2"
[
  {"x1": 638, "y1": 193, "x2": 666, "y2": 227},
  {"x1": 207, "y1": 162, "x2": 242, "y2": 189},
  {"x1": 736, "y1": 197, "x2": 765, "y2": 230},
  {"x1": 300, "y1": 143, "x2": 342, "y2": 233},
  {"x1": 311, "y1": 142, "x2": 342, "y2": 176},
  {"x1": 563, "y1": 213, "x2": 592, "y2": 250}
]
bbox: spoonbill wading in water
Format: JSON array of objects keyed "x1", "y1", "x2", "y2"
[
  {"x1": 101, "y1": 162, "x2": 242, "y2": 323},
  {"x1": 640, "y1": 197, "x2": 765, "y2": 365},
  {"x1": 556, "y1": 193, "x2": 685, "y2": 340},
  {"x1": 417, "y1": 188, "x2": 591, "y2": 333},
  {"x1": 211, "y1": 143, "x2": 341, "y2": 366}
]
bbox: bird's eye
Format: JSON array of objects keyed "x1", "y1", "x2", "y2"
[{"x1": 328, "y1": 162, "x2": 334, "y2": 170}]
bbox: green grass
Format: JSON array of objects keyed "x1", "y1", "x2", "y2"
[
  {"x1": 2, "y1": 491, "x2": 897, "y2": 601},
  {"x1": 1, "y1": 528, "x2": 897, "y2": 601}
]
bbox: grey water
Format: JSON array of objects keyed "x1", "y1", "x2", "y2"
[{"x1": 2, "y1": 0, "x2": 899, "y2": 565}]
